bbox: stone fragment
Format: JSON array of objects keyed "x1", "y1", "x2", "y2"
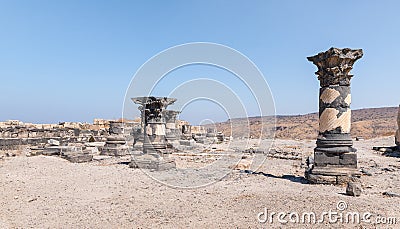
[
  {"x1": 306, "y1": 173, "x2": 337, "y2": 185},
  {"x1": 383, "y1": 191, "x2": 400, "y2": 198},
  {"x1": 346, "y1": 182, "x2": 362, "y2": 196},
  {"x1": 62, "y1": 153, "x2": 93, "y2": 163},
  {"x1": 179, "y1": 139, "x2": 195, "y2": 146},
  {"x1": 48, "y1": 139, "x2": 60, "y2": 146},
  {"x1": 361, "y1": 168, "x2": 373, "y2": 176}
]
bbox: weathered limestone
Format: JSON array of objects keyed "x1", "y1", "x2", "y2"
[
  {"x1": 216, "y1": 132, "x2": 225, "y2": 143},
  {"x1": 164, "y1": 110, "x2": 180, "y2": 141},
  {"x1": 346, "y1": 181, "x2": 362, "y2": 197},
  {"x1": 206, "y1": 128, "x2": 217, "y2": 138},
  {"x1": 101, "y1": 135, "x2": 128, "y2": 156},
  {"x1": 306, "y1": 47, "x2": 363, "y2": 185},
  {"x1": 101, "y1": 121, "x2": 129, "y2": 156},
  {"x1": 181, "y1": 124, "x2": 192, "y2": 140},
  {"x1": 191, "y1": 126, "x2": 206, "y2": 143},
  {"x1": 396, "y1": 105, "x2": 400, "y2": 148}
]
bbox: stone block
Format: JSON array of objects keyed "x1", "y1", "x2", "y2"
[
  {"x1": 314, "y1": 151, "x2": 339, "y2": 166},
  {"x1": 337, "y1": 175, "x2": 359, "y2": 185},
  {"x1": 339, "y1": 153, "x2": 357, "y2": 167},
  {"x1": 306, "y1": 173, "x2": 337, "y2": 185},
  {"x1": 63, "y1": 154, "x2": 93, "y2": 163},
  {"x1": 179, "y1": 140, "x2": 195, "y2": 146},
  {"x1": 346, "y1": 182, "x2": 362, "y2": 197},
  {"x1": 48, "y1": 139, "x2": 60, "y2": 146},
  {"x1": 129, "y1": 154, "x2": 175, "y2": 171}
]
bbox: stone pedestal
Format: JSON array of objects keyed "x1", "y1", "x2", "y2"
[
  {"x1": 216, "y1": 132, "x2": 225, "y2": 143},
  {"x1": 164, "y1": 110, "x2": 180, "y2": 142},
  {"x1": 128, "y1": 151, "x2": 176, "y2": 171},
  {"x1": 109, "y1": 121, "x2": 124, "y2": 135},
  {"x1": 101, "y1": 135, "x2": 129, "y2": 156},
  {"x1": 181, "y1": 124, "x2": 192, "y2": 140},
  {"x1": 306, "y1": 47, "x2": 363, "y2": 185}
]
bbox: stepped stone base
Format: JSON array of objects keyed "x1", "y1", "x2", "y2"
[
  {"x1": 306, "y1": 166, "x2": 361, "y2": 185},
  {"x1": 129, "y1": 153, "x2": 175, "y2": 171}
]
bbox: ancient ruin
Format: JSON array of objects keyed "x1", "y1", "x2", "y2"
[
  {"x1": 101, "y1": 121, "x2": 129, "y2": 156},
  {"x1": 164, "y1": 110, "x2": 181, "y2": 142},
  {"x1": 306, "y1": 47, "x2": 363, "y2": 184},
  {"x1": 131, "y1": 97, "x2": 177, "y2": 152},
  {"x1": 130, "y1": 97, "x2": 177, "y2": 170}
]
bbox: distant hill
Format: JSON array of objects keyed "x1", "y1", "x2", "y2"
[{"x1": 211, "y1": 107, "x2": 399, "y2": 140}]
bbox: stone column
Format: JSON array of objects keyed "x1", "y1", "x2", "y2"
[
  {"x1": 306, "y1": 47, "x2": 363, "y2": 184},
  {"x1": 181, "y1": 124, "x2": 192, "y2": 140},
  {"x1": 101, "y1": 120, "x2": 128, "y2": 156},
  {"x1": 131, "y1": 97, "x2": 177, "y2": 153},
  {"x1": 164, "y1": 110, "x2": 180, "y2": 141},
  {"x1": 396, "y1": 105, "x2": 400, "y2": 148}
]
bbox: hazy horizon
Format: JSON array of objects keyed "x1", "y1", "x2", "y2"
[{"x1": 1, "y1": 105, "x2": 397, "y2": 125}]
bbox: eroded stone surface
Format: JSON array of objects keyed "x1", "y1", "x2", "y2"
[
  {"x1": 320, "y1": 88, "x2": 340, "y2": 104},
  {"x1": 346, "y1": 182, "x2": 362, "y2": 197},
  {"x1": 319, "y1": 108, "x2": 351, "y2": 133}
]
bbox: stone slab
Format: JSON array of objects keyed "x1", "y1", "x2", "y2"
[
  {"x1": 339, "y1": 153, "x2": 357, "y2": 167},
  {"x1": 314, "y1": 151, "x2": 339, "y2": 166}
]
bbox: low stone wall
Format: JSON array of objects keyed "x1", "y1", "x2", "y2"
[{"x1": 0, "y1": 137, "x2": 57, "y2": 150}]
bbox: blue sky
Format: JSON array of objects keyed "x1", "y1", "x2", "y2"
[{"x1": 0, "y1": 0, "x2": 399, "y2": 124}]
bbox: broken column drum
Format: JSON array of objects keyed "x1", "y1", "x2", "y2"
[
  {"x1": 101, "y1": 120, "x2": 128, "y2": 156},
  {"x1": 132, "y1": 97, "x2": 177, "y2": 152},
  {"x1": 164, "y1": 110, "x2": 180, "y2": 141},
  {"x1": 396, "y1": 105, "x2": 400, "y2": 148},
  {"x1": 306, "y1": 47, "x2": 363, "y2": 184},
  {"x1": 109, "y1": 121, "x2": 124, "y2": 135}
]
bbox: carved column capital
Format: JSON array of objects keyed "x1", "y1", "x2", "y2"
[{"x1": 307, "y1": 47, "x2": 363, "y2": 87}]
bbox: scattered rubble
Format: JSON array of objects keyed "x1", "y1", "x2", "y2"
[{"x1": 346, "y1": 182, "x2": 362, "y2": 197}]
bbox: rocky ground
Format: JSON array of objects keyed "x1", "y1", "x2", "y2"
[{"x1": 1, "y1": 137, "x2": 399, "y2": 228}]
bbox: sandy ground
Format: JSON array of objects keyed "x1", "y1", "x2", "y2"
[{"x1": 1, "y1": 137, "x2": 399, "y2": 228}]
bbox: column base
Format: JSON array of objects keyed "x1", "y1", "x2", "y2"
[
  {"x1": 306, "y1": 166, "x2": 361, "y2": 185},
  {"x1": 143, "y1": 142, "x2": 167, "y2": 153},
  {"x1": 129, "y1": 152, "x2": 176, "y2": 171}
]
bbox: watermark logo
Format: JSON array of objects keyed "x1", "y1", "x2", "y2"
[{"x1": 257, "y1": 201, "x2": 397, "y2": 225}]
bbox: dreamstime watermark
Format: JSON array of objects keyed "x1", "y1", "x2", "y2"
[{"x1": 257, "y1": 201, "x2": 397, "y2": 225}]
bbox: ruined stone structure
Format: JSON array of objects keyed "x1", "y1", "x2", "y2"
[
  {"x1": 396, "y1": 105, "x2": 400, "y2": 148},
  {"x1": 0, "y1": 120, "x2": 108, "y2": 151},
  {"x1": 129, "y1": 97, "x2": 177, "y2": 170},
  {"x1": 132, "y1": 97, "x2": 177, "y2": 152},
  {"x1": 306, "y1": 47, "x2": 363, "y2": 184},
  {"x1": 164, "y1": 110, "x2": 180, "y2": 141},
  {"x1": 101, "y1": 135, "x2": 128, "y2": 156},
  {"x1": 101, "y1": 121, "x2": 129, "y2": 156},
  {"x1": 181, "y1": 124, "x2": 192, "y2": 140}
]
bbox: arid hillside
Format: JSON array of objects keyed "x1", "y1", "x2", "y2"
[{"x1": 213, "y1": 107, "x2": 398, "y2": 140}]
